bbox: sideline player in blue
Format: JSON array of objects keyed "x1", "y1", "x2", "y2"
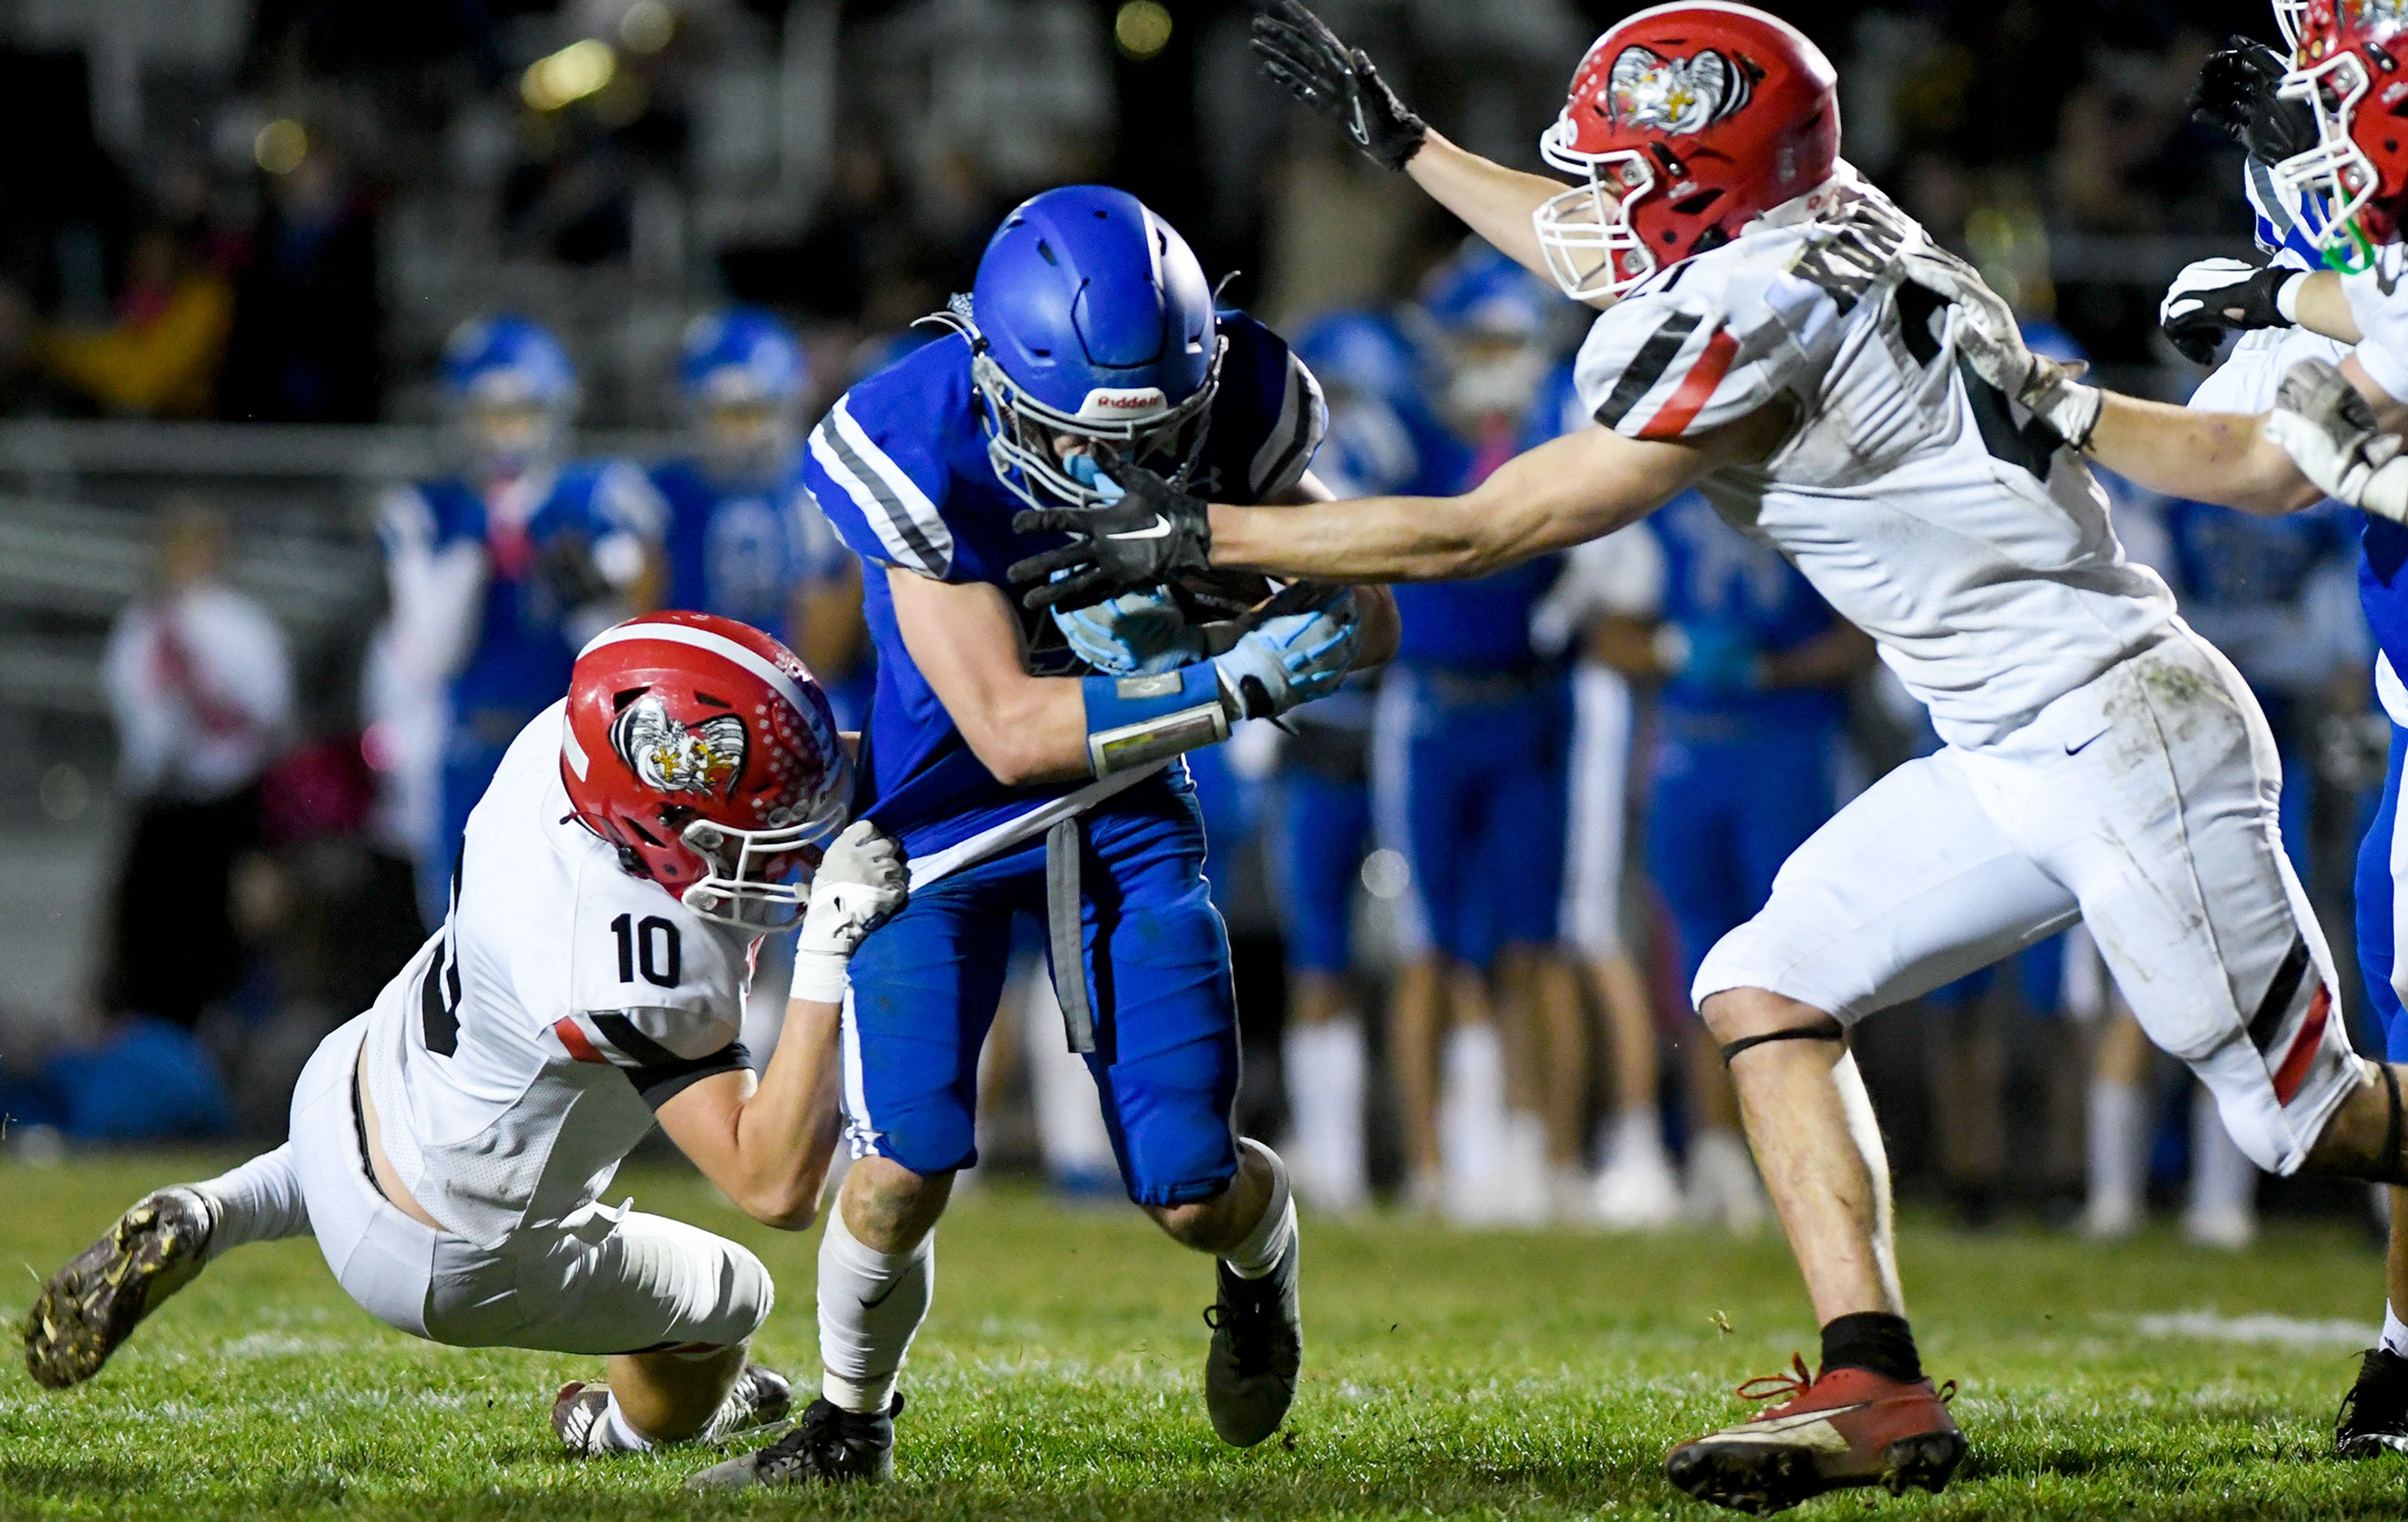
[
  {"x1": 1372, "y1": 246, "x2": 1581, "y2": 1221},
  {"x1": 377, "y1": 315, "x2": 665, "y2": 925},
  {"x1": 690, "y1": 186, "x2": 1397, "y2": 1490},
  {"x1": 653, "y1": 307, "x2": 870, "y2": 722},
  {"x1": 1270, "y1": 309, "x2": 1433, "y2": 1213}
]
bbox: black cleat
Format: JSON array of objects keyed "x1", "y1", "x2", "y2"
[
  {"x1": 23, "y1": 1188, "x2": 214, "y2": 1390},
  {"x1": 2338, "y1": 1347, "x2": 2408, "y2": 1458},
  {"x1": 684, "y1": 1393, "x2": 902, "y2": 1490},
  {"x1": 1202, "y1": 1232, "x2": 1302, "y2": 1447}
]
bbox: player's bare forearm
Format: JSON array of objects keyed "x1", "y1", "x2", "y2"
[
  {"x1": 2086, "y1": 393, "x2": 2325, "y2": 516},
  {"x1": 1764, "y1": 624, "x2": 1877, "y2": 690},
  {"x1": 889, "y1": 568, "x2": 1095, "y2": 786},
  {"x1": 2292, "y1": 272, "x2": 2361, "y2": 345},
  {"x1": 1403, "y1": 132, "x2": 1567, "y2": 293},
  {"x1": 1207, "y1": 416, "x2": 1760, "y2": 583},
  {"x1": 1352, "y1": 586, "x2": 1401, "y2": 670},
  {"x1": 657, "y1": 998, "x2": 843, "y2": 1229}
]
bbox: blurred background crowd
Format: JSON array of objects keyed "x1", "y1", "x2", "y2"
[{"x1": 0, "y1": 0, "x2": 2375, "y2": 1247}]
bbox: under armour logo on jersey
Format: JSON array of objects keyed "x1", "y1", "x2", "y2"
[
  {"x1": 611, "y1": 695, "x2": 747, "y2": 799},
  {"x1": 1607, "y1": 46, "x2": 1751, "y2": 137}
]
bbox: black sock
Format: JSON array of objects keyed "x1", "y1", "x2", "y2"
[{"x1": 1819, "y1": 1312, "x2": 1922, "y2": 1383}]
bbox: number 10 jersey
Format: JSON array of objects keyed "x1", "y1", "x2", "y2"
[
  {"x1": 360, "y1": 702, "x2": 758, "y2": 1248},
  {"x1": 1572, "y1": 169, "x2": 2177, "y2": 750}
]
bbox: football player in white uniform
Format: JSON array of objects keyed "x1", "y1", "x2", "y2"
[
  {"x1": 1012, "y1": 3, "x2": 2408, "y2": 1511},
  {"x1": 23, "y1": 611, "x2": 906, "y2": 1460}
]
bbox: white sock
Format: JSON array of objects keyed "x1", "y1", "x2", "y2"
[
  {"x1": 2189, "y1": 1087, "x2": 2258, "y2": 1218},
  {"x1": 187, "y1": 1145, "x2": 310, "y2": 1260},
  {"x1": 1610, "y1": 1105, "x2": 1666, "y2": 1171},
  {"x1": 1438, "y1": 1022, "x2": 1509, "y2": 1198},
  {"x1": 2384, "y1": 1303, "x2": 2408, "y2": 1358},
  {"x1": 1223, "y1": 1138, "x2": 1296, "y2": 1279},
  {"x1": 816, "y1": 1207, "x2": 932, "y2": 1414},
  {"x1": 599, "y1": 1392, "x2": 654, "y2": 1452},
  {"x1": 1284, "y1": 1022, "x2": 1366, "y2": 1204},
  {"x1": 2087, "y1": 1079, "x2": 2145, "y2": 1209}
]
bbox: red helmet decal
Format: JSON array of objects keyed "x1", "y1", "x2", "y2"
[{"x1": 1607, "y1": 46, "x2": 1752, "y2": 135}]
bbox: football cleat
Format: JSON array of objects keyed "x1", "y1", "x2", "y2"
[
  {"x1": 1201, "y1": 1235, "x2": 1302, "y2": 1447},
  {"x1": 552, "y1": 1364, "x2": 793, "y2": 1456},
  {"x1": 683, "y1": 1394, "x2": 901, "y2": 1491},
  {"x1": 2337, "y1": 1347, "x2": 2408, "y2": 1458},
  {"x1": 1664, "y1": 1354, "x2": 1965, "y2": 1515},
  {"x1": 23, "y1": 1188, "x2": 215, "y2": 1389}
]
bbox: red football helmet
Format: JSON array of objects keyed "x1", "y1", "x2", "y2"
[
  {"x1": 561, "y1": 611, "x2": 849, "y2": 929},
  {"x1": 1533, "y1": 3, "x2": 1842, "y2": 301},
  {"x1": 2274, "y1": 0, "x2": 2408, "y2": 269}
]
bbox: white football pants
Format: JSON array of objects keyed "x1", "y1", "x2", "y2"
[
  {"x1": 1698, "y1": 627, "x2": 2359, "y2": 1175},
  {"x1": 288, "y1": 1014, "x2": 772, "y2": 1353}
]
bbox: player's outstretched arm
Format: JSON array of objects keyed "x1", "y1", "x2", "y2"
[
  {"x1": 1013, "y1": 413, "x2": 1778, "y2": 598},
  {"x1": 654, "y1": 822, "x2": 906, "y2": 1229},
  {"x1": 1250, "y1": 1, "x2": 1562, "y2": 288}
]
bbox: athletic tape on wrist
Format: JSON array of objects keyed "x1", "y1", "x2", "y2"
[
  {"x1": 790, "y1": 947, "x2": 851, "y2": 1006},
  {"x1": 2276, "y1": 271, "x2": 2307, "y2": 326},
  {"x1": 1081, "y1": 665, "x2": 1229, "y2": 778}
]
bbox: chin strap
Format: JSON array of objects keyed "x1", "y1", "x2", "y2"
[{"x1": 1719, "y1": 1018, "x2": 1847, "y2": 1065}]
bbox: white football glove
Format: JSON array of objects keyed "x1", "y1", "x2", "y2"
[
  {"x1": 2263, "y1": 357, "x2": 2408, "y2": 524},
  {"x1": 1898, "y1": 246, "x2": 2103, "y2": 448},
  {"x1": 2158, "y1": 257, "x2": 2298, "y2": 366},
  {"x1": 788, "y1": 820, "x2": 909, "y2": 1004}
]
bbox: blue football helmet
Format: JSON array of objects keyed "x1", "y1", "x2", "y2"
[
  {"x1": 1291, "y1": 310, "x2": 1435, "y2": 410},
  {"x1": 442, "y1": 315, "x2": 576, "y2": 477},
  {"x1": 948, "y1": 185, "x2": 1226, "y2": 511},
  {"x1": 1418, "y1": 244, "x2": 1560, "y2": 345},
  {"x1": 679, "y1": 306, "x2": 806, "y2": 408}
]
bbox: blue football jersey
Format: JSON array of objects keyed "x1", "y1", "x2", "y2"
[
  {"x1": 384, "y1": 460, "x2": 664, "y2": 722},
  {"x1": 801, "y1": 310, "x2": 1326, "y2": 856},
  {"x1": 2246, "y1": 158, "x2": 2330, "y2": 274},
  {"x1": 652, "y1": 455, "x2": 847, "y2": 645},
  {"x1": 1644, "y1": 493, "x2": 1846, "y2": 730}
]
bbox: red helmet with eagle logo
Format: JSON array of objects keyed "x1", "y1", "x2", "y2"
[
  {"x1": 1533, "y1": 3, "x2": 1842, "y2": 301},
  {"x1": 2271, "y1": 0, "x2": 2408, "y2": 271},
  {"x1": 560, "y1": 611, "x2": 850, "y2": 930}
]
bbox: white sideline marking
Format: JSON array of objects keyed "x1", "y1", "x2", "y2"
[{"x1": 2130, "y1": 1311, "x2": 2376, "y2": 1348}]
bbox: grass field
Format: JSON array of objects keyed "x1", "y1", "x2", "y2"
[{"x1": 8, "y1": 1155, "x2": 2408, "y2": 1519}]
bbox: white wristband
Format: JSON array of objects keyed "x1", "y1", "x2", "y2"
[
  {"x1": 789, "y1": 948, "x2": 852, "y2": 1007},
  {"x1": 2276, "y1": 271, "x2": 2308, "y2": 326}
]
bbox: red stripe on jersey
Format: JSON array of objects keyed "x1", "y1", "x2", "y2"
[
  {"x1": 2271, "y1": 983, "x2": 2331, "y2": 1106},
  {"x1": 554, "y1": 1017, "x2": 608, "y2": 1064},
  {"x1": 1637, "y1": 327, "x2": 1739, "y2": 441}
]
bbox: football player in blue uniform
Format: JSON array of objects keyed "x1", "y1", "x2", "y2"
[
  {"x1": 377, "y1": 315, "x2": 665, "y2": 926},
  {"x1": 1270, "y1": 309, "x2": 1432, "y2": 1213},
  {"x1": 689, "y1": 186, "x2": 1396, "y2": 1490},
  {"x1": 1370, "y1": 246, "x2": 1585, "y2": 1222}
]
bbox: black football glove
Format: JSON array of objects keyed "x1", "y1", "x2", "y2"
[
  {"x1": 1251, "y1": 1, "x2": 1427, "y2": 172},
  {"x1": 2158, "y1": 257, "x2": 2298, "y2": 366},
  {"x1": 2189, "y1": 38, "x2": 2318, "y2": 166},
  {"x1": 1009, "y1": 465, "x2": 1213, "y2": 612}
]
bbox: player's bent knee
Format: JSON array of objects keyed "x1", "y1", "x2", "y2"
[{"x1": 1698, "y1": 986, "x2": 1832, "y2": 1044}]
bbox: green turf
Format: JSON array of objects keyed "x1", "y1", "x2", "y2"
[{"x1": 7, "y1": 1154, "x2": 2408, "y2": 1519}]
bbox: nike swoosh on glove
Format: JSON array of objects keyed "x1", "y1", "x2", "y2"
[
  {"x1": 2264, "y1": 357, "x2": 2408, "y2": 524},
  {"x1": 1251, "y1": 0, "x2": 1427, "y2": 172},
  {"x1": 791, "y1": 821, "x2": 909, "y2": 1004},
  {"x1": 1211, "y1": 589, "x2": 1361, "y2": 721},
  {"x1": 2159, "y1": 258, "x2": 2297, "y2": 366},
  {"x1": 2189, "y1": 38, "x2": 2319, "y2": 166},
  {"x1": 1898, "y1": 246, "x2": 2103, "y2": 448},
  {"x1": 1010, "y1": 465, "x2": 1212, "y2": 611}
]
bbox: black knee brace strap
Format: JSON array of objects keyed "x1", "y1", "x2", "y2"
[
  {"x1": 1719, "y1": 1018, "x2": 1846, "y2": 1065},
  {"x1": 2381, "y1": 1062, "x2": 2407, "y2": 1188}
]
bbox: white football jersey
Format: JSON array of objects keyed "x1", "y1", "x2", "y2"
[
  {"x1": 1573, "y1": 174, "x2": 2177, "y2": 748},
  {"x1": 2341, "y1": 245, "x2": 2408, "y2": 403},
  {"x1": 360, "y1": 702, "x2": 758, "y2": 1247}
]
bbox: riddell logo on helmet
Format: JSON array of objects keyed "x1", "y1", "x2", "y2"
[{"x1": 1079, "y1": 388, "x2": 1170, "y2": 419}]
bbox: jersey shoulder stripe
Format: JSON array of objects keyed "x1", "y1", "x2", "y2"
[
  {"x1": 1639, "y1": 327, "x2": 1741, "y2": 440},
  {"x1": 810, "y1": 397, "x2": 956, "y2": 578},
  {"x1": 1250, "y1": 349, "x2": 1329, "y2": 498},
  {"x1": 1594, "y1": 311, "x2": 1706, "y2": 430}
]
